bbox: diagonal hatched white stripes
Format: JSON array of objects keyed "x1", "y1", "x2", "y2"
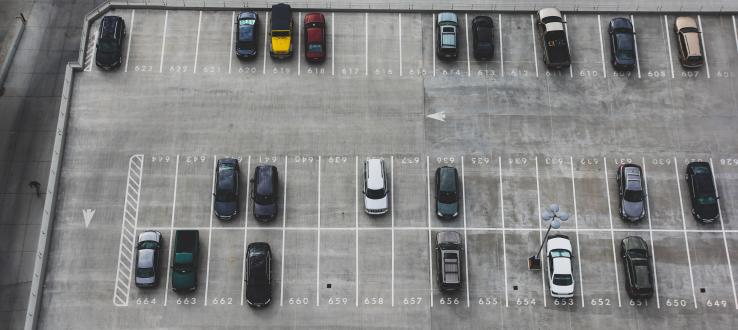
[{"x1": 113, "y1": 154, "x2": 144, "y2": 306}]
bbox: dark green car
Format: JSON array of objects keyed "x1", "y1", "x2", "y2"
[{"x1": 435, "y1": 166, "x2": 459, "y2": 219}]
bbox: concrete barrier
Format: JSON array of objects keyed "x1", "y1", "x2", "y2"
[{"x1": 0, "y1": 14, "x2": 26, "y2": 96}]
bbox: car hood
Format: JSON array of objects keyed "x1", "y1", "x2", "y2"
[
  {"x1": 254, "y1": 202, "x2": 277, "y2": 218},
  {"x1": 172, "y1": 270, "x2": 195, "y2": 289},
  {"x1": 271, "y1": 36, "x2": 291, "y2": 53},
  {"x1": 622, "y1": 200, "x2": 645, "y2": 220},
  {"x1": 364, "y1": 195, "x2": 388, "y2": 210},
  {"x1": 246, "y1": 284, "x2": 271, "y2": 305},
  {"x1": 215, "y1": 201, "x2": 238, "y2": 218},
  {"x1": 694, "y1": 202, "x2": 719, "y2": 221},
  {"x1": 437, "y1": 201, "x2": 458, "y2": 217}
]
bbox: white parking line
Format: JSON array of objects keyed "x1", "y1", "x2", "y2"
[
  {"x1": 159, "y1": 10, "x2": 168, "y2": 73},
  {"x1": 426, "y1": 155, "x2": 434, "y2": 307},
  {"x1": 641, "y1": 158, "x2": 661, "y2": 308},
  {"x1": 597, "y1": 15, "x2": 607, "y2": 78},
  {"x1": 163, "y1": 154, "x2": 179, "y2": 306},
  {"x1": 630, "y1": 15, "x2": 642, "y2": 79},
  {"x1": 530, "y1": 14, "x2": 539, "y2": 78},
  {"x1": 569, "y1": 156, "x2": 584, "y2": 307},
  {"x1": 398, "y1": 14, "x2": 402, "y2": 77},
  {"x1": 733, "y1": 15, "x2": 738, "y2": 55},
  {"x1": 316, "y1": 155, "x2": 322, "y2": 306},
  {"x1": 499, "y1": 14, "x2": 504, "y2": 77},
  {"x1": 365, "y1": 13, "x2": 368, "y2": 76},
  {"x1": 697, "y1": 15, "x2": 711, "y2": 79},
  {"x1": 664, "y1": 15, "x2": 675, "y2": 79},
  {"x1": 603, "y1": 158, "x2": 622, "y2": 307},
  {"x1": 465, "y1": 14, "x2": 471, "y2": 77},
  {"x1": 709, "y1": 159, "x2": 738, "y2": 309},
  {"x1": 228, "y1": 11, "x2": 234, "y2": 74},
  {"x1": 123, "y1": 9, "x2": 135, "y2": 73},
  {"x1": 241, "y1": 155, "x2": 251, "y2": 306},
  {"x1": 563, "y1": 14, "x2": 573, "y2": 78},
  {"x1": 298, "y1": 12, "x2": 302, "y2": 76},
  {"x1": 534, "y1": 157, "x2": 546, "y2": 306},
  {"x1": 263, "y1": 12, "x2": 268, "y2": 75},
  {"x1": 204, "y1": 155, "x2": 216, "y2": 305},
  {"x1": 193, "y1": 11, "x2": 202, "y2": 74},
  {"x1": 279, "y1": 156, "x2": 287, "y2": 306},
  {"x1": 498, "y1": 157, "x2": 508, "y2": 307},
  {"x1": 433, "y1": 14, "x2": 436, "y2": 77},
  {"x1": 390, "y1": 155, "x2": 395, "y2": 306},
  {"x1": 331, "y1": 13, "x2": 335, "y2": 76},
  {"x1": 355, "y1": 156, "x2": 359, "y2": 307},
  {"x1": 461, "y1": 157, "x2": 471, "y2": 307},
  {"x1": 673, "y1": 158, "x2": 698, "y2": 309}
]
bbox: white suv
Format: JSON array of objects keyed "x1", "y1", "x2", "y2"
[
  {"x1": 546, "y1": 234, "x2": 574, "y2": 298},
  {"x1": 363, "y1": 159, "x2": 389, "y2": 215}
]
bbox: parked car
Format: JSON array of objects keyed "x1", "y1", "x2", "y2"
[
  {"x1": 245, "y1": 242, "x2": 272, "y2": 307},
  {"x1": 251, "y1": 165, "x2": 279, "y2": 221},
  {"x1": 616, "y1": 163, "x2": 646, "y2": 222},
  {"x1": 536, "y1": 8, "x2": 570, "y2": 69},
  {"x1": 685, "y1": 162, "x2": 719, "y2": 223},
  {"x1": 135, "y1": 231, "x2": 162, "y2": 288},
  {"x1": 608, "y1": 17, "x2": 636, "y2": 71},
  {"x1": 214, "y1": 158, "x2": 240, "y2": 220},
  {"x1": 95, "y1": 16, "x2": 126, "y2": 70},
  {"x1": 436, "y1": 231, "x2": 463, "y2": 292},
  {"x1": 171, "y1": 230, "x2": 199, "y2": 292},
  {"x1": 435, "y1": 166, "x2": 459, "y2": 219},
  {"x1": 235, "y1": 11, "x2": 258, "y2": 59},
  {"x1": 436, "y1": 12, "x2": 458, "y2": 60},
  {"x1": 269, "y1": 3, "x2": 293, "y2": 58},
  {"x1": 674, "y1": 16, "x2": 704, "y2": 68},
  {"x1": 303, "y1": 12, "x2": 326, "y2": 62},
  {"x1": 620, "y1": 236, "x2": 654, "y2": 299},
  {"x1": 471, "y1": 16, "x2": 494, "y2": 60},
  {"x1": 547, "y1": 234, "x2": 574, "y2": 298},
  {"x1": 363, "y1": 158, "x2": 389, "y2": 215}
]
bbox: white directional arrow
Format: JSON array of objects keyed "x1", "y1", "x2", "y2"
[
  {"x1": 426, "y1": 111, "x2": 446, "y2": 122},
  {"x1": 83, "y1": 209, "x2": 96, "y2": 228}
]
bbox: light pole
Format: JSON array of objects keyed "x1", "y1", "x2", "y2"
[{"x1": 528, "y1": 204, "x2": 569, "y2": 270}]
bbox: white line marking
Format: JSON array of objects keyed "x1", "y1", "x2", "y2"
[
  {"x1": 498, "y1": 157, "x2": 508, "y2": 307},
  {"x1": 163, "y1": 154, "x2": 179, "y2": 306},
  {"x1": 465, "y1": 13, "x2": 471, "y2": 77},
  {"x1": 159, "y1": 10, "x2": 168, "y2": 73},
  {"x1": 598, "y1": 15, "x2": 607, "y2": 78},
  {"x1": 391, "y1": 155, "x2": 395, "y2": 306},
  {"x1": 399, "y1": 14, "x2": 402, "y2": 77},
  {"x1": 365, "y1": 13, "x2": 368, "y2": 76},
  {"x1": 674, "y1": 158, "x2": 698, "y2": 309},
  {"x1": 316, "y1": 156, "x2": 321, "y2": 306},
  {"x1": 631, "y1": 15, "x2": 642, "y2": 79},
  {"x1": 461, "y1": 157, "x2": 470, "y2": 307},
  {"x1": 499, "y1": 14, "x2": 504, "y2": 77},
  {"x1": 279, "y1": 156, "x2": 287, "y2": 306},
  {"x1": 641, "y1": 158, "x2": 661, "y2": 308},
  {"x1": 697, "y1": 15, "x2": 710, "y2": 79},
  {"x1": 241, "y1": 155, "x2": 251, "y2": 306},
  {"x1": 229, "y1": 11, "x2": 234, "y2": 75},
  {"x1": 124, "y1": 9, "x2": 135, "y2": 73},
  {"x1": 113, "y1": 155, "x2": 144, "y2": 306},
  {"x1": 433, "y1": 14, "x2": 436, "y2": 77},
  {"x1": 664, "y1": 15, "x2": 675, "y2": 79},
  {"x1": 204, "y1": 155, "x2": 216, "y2": 305},
  {"x1": 193, "y1": 11, "x2": 202, "y2": 74},
  {"x1": 355, "y1": 156, "x2": 359, "y2": 307},
  {"x1": 298, "y1": 12, "x2": 302, "y2": 76},
  {"x1": 570, "y1": 157, "x2": 584, "y2": 307},
  {"x1": 427, "y1": 155, "x2": 434, "y2": 307},
  {"x1": 603, "y1": 158, "x2": 622, "y2": 307},
  {"x1": 263, "y1": 12, "x2": 268, "y2": 75},
  {"x1": 331, "y1": 12, "x2": 335, "y2": 76},
  {"x1": 535, "y1": 156, "x2": 546, "y2": 306},
  {"x1": 733, "y1": 15, "x2": 738, "y2": 55},
  {"x1": 563, "y1": 14, "x2": 573, "y2": 78},
  {"x1": 709, "y1": 159, "x2": 738, "y2": 309},
  {"x1": 530, "y1": 14, "x2": 539, "y2": 77}
]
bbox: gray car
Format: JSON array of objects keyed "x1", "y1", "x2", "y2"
[
  {"x1": 135, "y1": 231, "x2": 162, "y2": 288},
  {"x1": 616, "y1": 164, "x2": 646, "y2": 222}
]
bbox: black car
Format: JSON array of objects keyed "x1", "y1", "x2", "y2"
[
  {"x1": 245, "y1": 242, "x2": 272, "y2": 307},
  {"x1": 471, "y1": 16, "x2": 494, "y2": 60},
  {"x1": 214, "y1": 158, "x2": 239, "y2": 220},
  {"x1": 616, "y1": 164, "x2": 646, "y2": 222},
  {"x1": 436, "y1": 231, "x2": 463, "y2": 292},
  {"x1": 608, "y1": 17, "x2": 636, "y2": 71},
  {"x1": 251, "y1": 165, "x2": 279, "y2": 221},
  {"x1": 685, "y1": 162, "x2": 719, "y2": 223},
  {"x1": 435, "y1": 166, "x2": 459, "y2": 219},
  {"x1": 135, "y1": 231, "x2": 162, "y2": 288},
  {"x1": 235, "y1": 11, "x2": 259, "y2": 59},
  {"x1": 95, "y1": 16, "x2": 126, "y2": 70},
  {"x1": 621, "y1": 236, "x2": 654, "y2": 299}
]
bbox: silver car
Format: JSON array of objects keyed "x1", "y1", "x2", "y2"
[
  {"x1": 363, "y1": 158, "x2": 389, "y2": 215},
  {"x1": 135, "y1": 231, "x2": 162, "y2": 288}
]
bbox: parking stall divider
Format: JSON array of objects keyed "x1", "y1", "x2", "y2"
[
  {"x1": 316, "y1": 156, "x2": 321, "y2": 306},
  {"x1": 432, "y1": 14, "x2": 436, "y2": 77},
  {"x1": 570, "y1": 156, "x2": 585, "y2": 307},
  {"x1": 733, "y1": 16, "x2": 738, "y2": 55},
  {"x1": 673, "y1": 158, "x2": 698, "y2": 309},
  {"x1": 204, "y1": 155, "x2": 217, "y2": 305},
  {"x1": 391, "y1": 155, "x2": 395, "y2": 306},
  {"x1": 534, "y1": 157, "x2": 546, "y2": 306},
  {"x1": 123, "y1": 9, "x2": 135, "y2": 72},
  {"x1": 193, "y1": 10, "x2": 202, "y2": 74},
  {"x1": 498, "y1": 157, "x2": 509, "y2": 307},
  {"x1": 298, "y1": 12, "x2": 302, "y2": 76},
  {"x1": 709, "y1": 159, "x2": 738, "y2": 309},
  {"x1": 241, "y1": 155, "x2": 252, "y2": 306},
  {"x1": 530, "y1": 14, "x2": 539, "y2": 78},
  {"x1": 598, "y1": 15, "x2": 607, "y2": 78},
  {"x1": 563, "y1": 14, "x2": 574, "y2": 78},
  {"x1": 163, "y1": 154, "x2": 180, "y2": 306},
  {"x1": 426, "y1": 155, "x2": 434, "y2": 307},
  {"x1": 398, "y1": 14, "x2": 402, "y2": 77},
  {"x1": 228, "y1": 11, "x2": 234, "y2": 74},
  {"x1": 641, "y1": 157, "x2": 661, "y2": 308},
  {"x1": 365, "y1": 13, "x2": 368, "y2": 76},
  {"x1": 279, "y1": 156, "x2": 287, "y2": 306},
  {"x1": 663, "y1": 15, "x2": 675, "y2": 79},
  {"x1": 465, "y1": 14, "x2": 471, "y2": 77},
  {"x1": 263, "y1": 12, "x2": 268, "y2": 75},
  {"x1": 696, "y1": 15, "x2": 710, "y2": 79},
  {"x1": 498, "y1": 14, "x2": 504, "y2": 77},
  {"x1": 630, "y1": 14, "x2": 642, "y2": 79},
  {"x1": 159, "y1": 10, "x2": 168, "y2": 73},
  {"x1": 603, "y1": 158, "x2": 622, "y2": 307},
  {"x1": 331, "y1": 12, "x2": 335, "y2": 75},
  {"x1": 461, "y1": 157, "x2": 471, "y2": 307},
  {"x1": 355, "y1": 156, "x2": 359, "y2": 307}
]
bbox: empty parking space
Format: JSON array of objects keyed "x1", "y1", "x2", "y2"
[
  {"x1": 161, "y1": 11, "x2": 200, "y2": 74},
  {"x1": 641, "y1": 158, "x2": 683, "y2": 230},
  {"x1": 392, "y1": 155, "x2": 427, "y2": 228},
  {"x1": 573, "y1": 157, "x2": 611, "y2": 229},
  {"x1": 318, "y1": 231, "x2": 356, "y2": 306},
  {"x1": 125, "y1": 10, "x2": 165, "y2": 73},
  {"x1": 320, "y1": 156, "x2": 355, "y2": 228},
  {"x1": 400, "y1": 13, "x2": 426, "y2": 77},
  {"x1": 500, "y1": 14, "x2": 537, "y2": 78},
  {"x1": 284, "y1": 156, "x2": 319, "y2": 228},
  {"x1": 505, "y1": 231, "x2": 546, "y2": 307},
  {"x1": 357, "y1": 230, "x2": 392, "y2": 306},
  {"x1": 174, "y1": 155, "x2": 214, "y2": 228},
  {"x1": 501, "y1": 155, "x2": 537, "y2": 229},
  {"x1": 138, "y1": 155, "x2": 176, "y2": 228},
  {"x1": 714, "y1": 158, "x2": 738, "y2": 230},
  {"x1": 333, "y1": 12, "x2": 365, "y2": 77},
  {"x1": 687, "y1": 232, "x2": 736, "y2": 310},
  {"x1": 205, "y1": 229, "x2": 243, "y2": 306},
  {"x1": 629, "y1": 14, "x2": 670, "y2": 79},
  {"x1": 394, "y1": 230, "x2": 430, "y2": 307},
  {"x1": 367, "y1": 13, "x2": 401, "y2": 78},
  {"x1": 463, "y1": 155, "x2": 501, "y2": 228},
  {"x1": 566, "y1": 14, "x2": 606, "y2": 78},
  {"x1": 195, "y1": 11, "x2": 232, "y2": 75},
  {"x1": 578, "y1": 232, "x2": 621, "y2": 308},
  {"x1": 466, "y1": 231, "x2": 506, "y2": 307},
  {"x1": 650, "y1": 231, "x2": 695, "y2": 310},
  {"x1": 281, "y1": 230, "x2": 317, "y2": 306}
]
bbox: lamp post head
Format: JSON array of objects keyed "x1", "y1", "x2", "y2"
[
  {"x1": 548, "y1": 204, "x2": 560, "y2": 213},
  {"x1": 542, "y1": 210, "x2": 554, "y2": 221},
  {"x1": 557, "y1": 211, "x2": 570, "y2": 221},
  {"x1": 550, "y1": 219, "x2": 561, "y2": 229}
]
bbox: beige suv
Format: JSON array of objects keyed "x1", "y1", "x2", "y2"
[{"x1": 674, "y1": 16, "x2": 704, "y2": 68}]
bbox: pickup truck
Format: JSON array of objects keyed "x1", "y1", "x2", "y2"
[
  {"x1": 537, "y1": 8, "x2": 571, "y2": 69},
  {"x1": 171, "y1": 230, "x2": 199, "y2": 291},
  {"x1": 269, "y1": 3, "x2": 293, "y2": 58}
]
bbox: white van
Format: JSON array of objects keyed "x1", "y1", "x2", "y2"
[{"x1": 363, "y1": 159, "x2": 389, "y2": 215}]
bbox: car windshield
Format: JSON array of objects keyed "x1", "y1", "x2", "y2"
[
  {"x1": 553, "y1": 274, "x2": 573, "y2": 286},
  {"x1": 550, "y1": 249, "x2": 571, "y2": 258},
  {"x1": 629, "y1": 249, "x2": 648, "y2": 259},
  {"x1": 216, "y1": 190, "x2": 236, "y2": 202},
  {"x1": 254, "y1": 193, "x2": 274, "y2": 205},
  {"x1": 138, "y1": 241, "x2": 158, "y2": 249},
  {"x1": 238, "y1": 25, "x2": 255, "y2": 44},
  {"x1": 366, "y1": 188, "x2": 386, "y2": 199},
  {"x1": 272, "y1": 30, "x2": 289, "y2": 37},
  {"x1": 136, "y1": 267, "x2": 154, "y2": 278},
  {"x1": 308, "y1": 43, "x2": 322, "y2": 52},
  {"x1": 682, "y1": 27, "x2": 699, "y2": 33},
  {"x1": 98, "y1": 39, "x2": 117, "y2": 53},
  {"x1": 696, "y1": 195, "x2": 716, "y2": 205},
  {"x1": 441, "y1": 34, "x2": 455, "y2": 47},
  {"x1": 438, "y1": 191, "x2": 457, "y2": 204},
  {"x1": 623, "y1": 189, "x2": 643, "y2": 202}
]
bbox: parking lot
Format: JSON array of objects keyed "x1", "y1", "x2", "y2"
[{"x1": 42, "y1": 7, "x2": 738, "y2": 329}]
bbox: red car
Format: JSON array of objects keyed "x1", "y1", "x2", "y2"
[{"x1": 304, "y1": 13, "x2": 326, "y2": 62}]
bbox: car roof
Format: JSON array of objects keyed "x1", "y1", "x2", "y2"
[
  {"x1": 437, "y1": 231, "x2": 462, "y2": 245},
  {"x1": 137, "y1": 249, "x2": 154, "y2": 268},
  {"x1": 538, "y1": 8, "x2": 562, "y2": 20},
  {"x1": 217, "y1": 165, "x2": 236, "y2": 191},
  {"x1": 306, "y1": 25, "x2": 324, "y2": 43},
  {"x1": 255, "y1": 165, "x2": 276, "y2": 195},
  {"x1": 366, "y1": 159, "x2": 384, "y2": 190},
  {"x1": 442, "y1": 251, "x2": 461, "y2": 283},
  {"x1": 438, "y1": 167, "x2": 458, "y2": 192},
  {"x1": 624, "y1": 166, "x2": 642, "y2": 190},
  {"x1": 438, "y1": 12, "x2": 458, "y2": 24},
  {"x1": 552, "y1": 257, "x2": 572, "y2": 274}
]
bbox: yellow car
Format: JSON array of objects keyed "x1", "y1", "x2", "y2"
[{"x1": 270, "y1": 3, "x2": 293, "y2": 58}]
